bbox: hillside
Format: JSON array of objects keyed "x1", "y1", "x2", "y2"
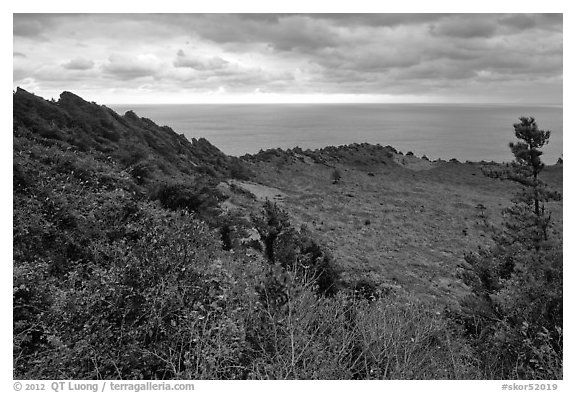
[
  {"x1": 13, "y1": 88, "x2": 252, "y2": 183},
  {"x1": 237, "y1": 145, "x2": 563, "y2": 306},
  {"x1": 13, "y1": 90, "x2": 563, "y2": 380}
]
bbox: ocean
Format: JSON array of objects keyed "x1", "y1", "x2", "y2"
[{"x1": 108, "y1": 103, "x2": 563, "y2": 165}]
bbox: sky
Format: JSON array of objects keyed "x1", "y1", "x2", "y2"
[{"x1": 12, "y1": 13, "x2": 563, "y2": 104}]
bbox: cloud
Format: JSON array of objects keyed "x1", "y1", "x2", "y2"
[
  {"x1": 429, "y1": 15, "x2": 498, "y2": 38},
  {"x1": 313, "y1": 13, "x2": 449, "y2": 27},
  {"x1": 13, "y1": 14, "x2": 52, "y2": 39},
  {"x1": 13, "y1": 66, "x2": 31, "y2": 81},
  {"x1": 394, "y1": 59, "x2": 478, "y2": 81},
  {"x1": 428, "y1": 14, "x2": 562, "y2": 39},
  {"x1": 101, "y1": 54, "x2": 162, "y2": 80},
  {"x1": 499, "y1": 14, "x2": 537, "y2": 31},
  {"x1": 266, "y1": 15, "x2": 341, "y2": 51},
  {"x1": 176, "y1": 14, "x2": 340, "y2": 52},
  {"x1": 12, "y1": 13, "x2": 563, "y2": 104},
  {"x1": 62, "y1": 57, "x2": 95, "y2": 70},
  {"x1": 173, "y1": 50, "x2": 230, "y2": 70}
]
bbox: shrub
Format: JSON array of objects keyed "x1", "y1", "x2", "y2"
[
  {"x1": 331, "y1": 168, "x2": 342, "y2": 184},
  {"x1": 246, "y1": 280, "x2": 479, "y2": 379},
  {"x1": 252, "y1": 200, "x2": 291, "y2": 263},
  {"x1": 13, "y1": 163, "x2": 32, "y2": 194},
  {"x1": 37, "y1": 123, "x2": 64, "y2": 140},
  {"x1": 253, "y1": 201, "x2": 339, "y2": 296},
  {"x1": 22, "y1": 212, "x2": 238, "y2": 379},
  {"x1": 229, "y1": 158, "x2": 254, "y2": 180},
  {"x1": 349, "y1": 278, "x2": 382, "y2": 301},
  {"x1": 118, "y1": 147, "x2": 148, "y2": 167},
  {"x1": 130, "y1": 160, "x2": 155, "y2": 185},
  {"x1": 151, "y1": 180, "x2": 224, "y2": 216}
]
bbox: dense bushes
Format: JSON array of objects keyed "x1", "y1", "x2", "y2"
[
  {"x1": 252, "y1": 201, "x2": 340, "y2": 296},
  {"x1": 12, "y1": 128, "x2": 257, "y2": 377},
  {"x1": 244, "y1": 280, "x2": 479, "y2": 379},
  {"x1": 150, "y1": 179, "x2": 225, "y2": 218},
  {"x1": 32, "y1": 213, "x2": 242, "y2": 379},
  {"x1": 458, "y1": 236, "x2": 562, "y2": 379},
  {"x1": 14, "y1": 132, "x2": 479, "y2": 379},
  {"x1": 15, "y1": 181, "x2": 478, "y2": 379},
  {"x1": 15, "y1": 206, "x2": 256, "y2": 379}
]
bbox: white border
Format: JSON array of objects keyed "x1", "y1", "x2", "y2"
[{"x1": 3, "y1": 2, "x2": 571, "y2": 392}]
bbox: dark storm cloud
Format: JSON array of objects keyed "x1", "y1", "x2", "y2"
[{"x1": 12, "y1": 13, "x2": 563, "y2": 103}]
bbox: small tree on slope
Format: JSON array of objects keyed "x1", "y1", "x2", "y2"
[
  {"x1": 484, "y1": 117, "x2": 561, "y2": 251},
  {"x1": 460, "y1": 117, "x2": 562, "y2": 379}
]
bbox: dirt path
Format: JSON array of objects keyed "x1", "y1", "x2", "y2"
[{"x1": 228, "y1": 179, "x2": 287, "y2": 203}]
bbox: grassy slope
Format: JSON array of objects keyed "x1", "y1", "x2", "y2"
[{"x1": 239, "y1": 148, "x2": 563, "y2": 308}]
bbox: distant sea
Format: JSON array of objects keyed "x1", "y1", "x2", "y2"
[{"x1": 109, "y1": 103, "x2": 563, "y2": 165}]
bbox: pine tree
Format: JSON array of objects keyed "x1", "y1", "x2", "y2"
[
  {"x1": 484, "y1": 117, "x2": 560, "y2": 250},
  {"x1": 460, "y1": 117, "x2": 563, "y2": 379}
]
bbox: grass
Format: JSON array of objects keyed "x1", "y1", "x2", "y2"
[{"x1": 237, "y1": 148, "x2": 563, "y2": 309}]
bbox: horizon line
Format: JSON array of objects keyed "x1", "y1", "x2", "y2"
[
  {"x1": 105, "y1": 101, "x2": 563, "y2": 106},
  {"x1": 14, "y1": 87, "x2": 562, "y2": 108}
]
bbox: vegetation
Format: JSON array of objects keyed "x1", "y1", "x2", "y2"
[
  {"x1": 252, "y1": 200, "x2": 340, "y2": 296},
  {"x1": 331, "y1": 168, "x2": 342, "y2": 184},
  {"x1": 458, "y1": 117, "x2": 562, "y2": 379},
  {"x1": 13, "y1": 91, "x2": 562, "y2": 380}
]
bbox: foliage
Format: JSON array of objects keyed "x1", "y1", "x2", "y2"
[
  {"x1": 246, "y1": 279, "x2": 479, "y2": 379},
  {"x1": 15, "y1": 88, "x2": 520, "y2": 380},
  {"x1": 331, "y1": 168, "x2": 342, "y2": 184},
  {"x1": 13, "y1": 88, "x2": 254, "y2": 183},
  {"x1": 150, "y1": 179, "x2": 224, "y2": 218},
  {"x1": 483, "y1": 117, "x2": 560, "y2": 248},
  {"x1": 458, "y1": 117, "x2": 562, "y2": 379},
  {"x1": 252, "y1": 201, "x2": 340, "y2": 296}
]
